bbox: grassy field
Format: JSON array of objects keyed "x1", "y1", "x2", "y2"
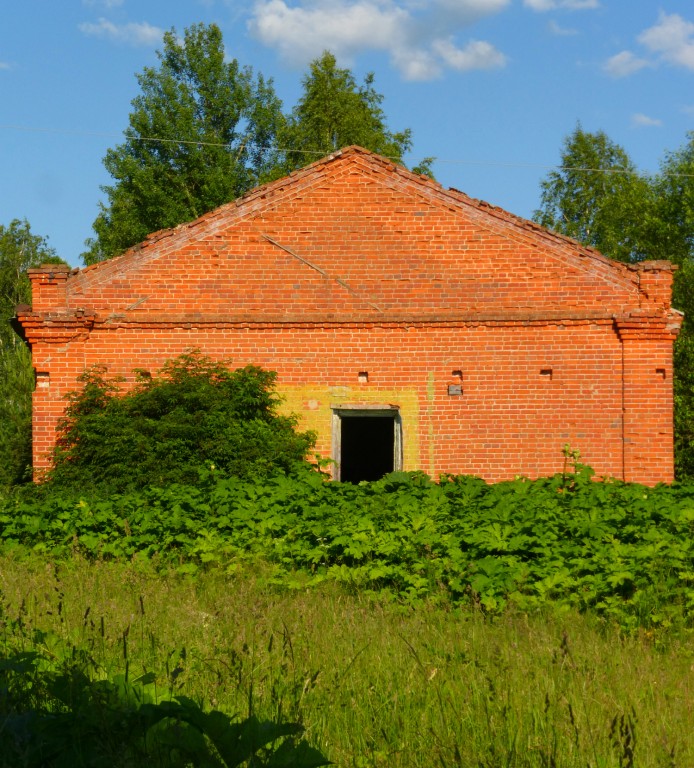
[{"x1": 1, "y1": 555, "x2": 691, "y2": 767}]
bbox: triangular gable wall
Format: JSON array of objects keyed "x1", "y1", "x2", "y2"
[{"x1": 62, "y1": 147, "x2": 643, "y2": 321}]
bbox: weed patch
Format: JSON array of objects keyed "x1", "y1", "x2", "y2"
[{"x1": 1, "y1": 471, "x2": 693, "y2": 634}]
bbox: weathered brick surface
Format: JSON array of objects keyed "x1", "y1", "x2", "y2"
[{"x1": 18, "y1": 147, "x2": 681, "y2": 484}]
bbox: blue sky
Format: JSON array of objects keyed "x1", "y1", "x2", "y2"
[{"x1": 2, "y1": 1, "x2": 694, "y2": 267}]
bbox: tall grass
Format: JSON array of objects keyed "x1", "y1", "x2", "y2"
[{"x1": 1, "y1": 555, "x2": 691, "y2": 767}]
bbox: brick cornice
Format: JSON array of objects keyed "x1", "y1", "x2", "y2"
[
  {"x1": 16, "y1": 308, "x2": 680, "y2": 336},
  {"x1": 15, "y1": 311, "x2": 95, "y2": 344},
  {"x1": 615, "y1": 311, "x2": 682, "y2": 341}
]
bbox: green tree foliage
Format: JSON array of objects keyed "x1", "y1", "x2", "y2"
[
  {"x1": 0, "y1": 344, "x2": 34, "y2": 492},
  {"x1": 279, "y1": 51, "x2": 412, "y2": 174},
  {"x1": 654, "y1": 133, "x2": 694, "y2": 478},
  {"x1": 48, "y1": 352, "x2": 316, "y2": 493},
  {"x1": 0, "y1": 219, "x2": 62, "y2": 330},
  {"x1": 84, "y1": 25, "x2": 426, "y2": 264},
  {"x1": 654, "y1": 131, "x2": 694, "y2": 266},
  {"x1": 83, "y1": 23, "x2": 285, "y2": 264},
  {"x1": 0, "y1": 220, "x2": 63, "y2": 491},
  {"x1": 535, "y1": 127, "x2": 694, "y2": 478},
  {"x1": 673, "y1": 330, "x2": 694, "y2": 479},
  {"x1": 534, "y1": 125, "x2": 655, "y2": 263}
]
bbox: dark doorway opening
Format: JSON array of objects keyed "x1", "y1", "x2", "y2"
[{"x1": 340, "y1": 416, "x2": 396, "y2": 483}]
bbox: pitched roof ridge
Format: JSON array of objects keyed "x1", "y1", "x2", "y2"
[
  {"x1": 328, "y1": 150, "x2": 633, "y2": 276},
  {"x1": 332, "y1": 150, "x2": 634, "y2": 277},
  {"x1": 70, "y1": 146, "x2": 648, "y2": 290},
  {"x1": 74, "y1": 148, "x2": 363, "y2": 282},
  {"x1": 442, "y1": 185, "x2": 628, "y2": 273}
]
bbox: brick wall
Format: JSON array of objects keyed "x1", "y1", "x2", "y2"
[
  {"x1": 19, "y1": 148, "x2": 681, "y2": 485},
  {"x1": 24, "y1": 317, "x2": 676, "y2": 483}
]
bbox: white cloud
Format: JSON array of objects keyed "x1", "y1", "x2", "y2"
[
  {"x1": 248, "y1": 0, "x2": 509, "y2": 80},
  {"x1": 524, "y1": 0, "x2": 599, "y2": 10},
  {"x1": 631, "y1": 113, "x2": 662, "y2": 128},
  {"x1": 82, "y1": 0, "x2": 124, "y2": 7},
  {"x1": 604, "y1": 50, "x2": 649, "y2": 78},
  {"x1": 547, "y1": 20, "x2": 577, "y2": 35},
  {"x1": 249, "y1": 1, "x2": 408, "y2": 65},
  {"x1": 638, "y1": 12, "x2": 694, "y2": 71},
  {"x1": 432, "y1": 38, "x2": 506, "y2": 72},
  {"x1": 0, "y1": 61, "x2": 11, "y2": 70},
  {"x1": 422, "y1": 0, "x2": 509, "y2": 24},
  {"x1": 563, "y1": 0, "x2": 599, "y2": 7},
  {"x1": 604, "y1": 12, "x2": 694, "y2": 80},
  {"x1": 78, "y1": 18, "x2": 164, "y2": 46},
  {"x1": 391, "y1": 48, "x2": 440, "y2": 81}
]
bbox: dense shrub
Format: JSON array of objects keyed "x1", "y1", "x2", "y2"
[{"x1": 47, "y1": 352, "x2": 316, "y2": 492}]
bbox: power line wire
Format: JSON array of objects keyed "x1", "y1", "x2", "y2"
[{"x1": 3, "y1": 122, "x2": 694, "y2": 179}]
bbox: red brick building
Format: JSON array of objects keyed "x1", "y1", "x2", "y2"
[{"x1": 17, "y1": 146, "x2": 682, "y2": 484}]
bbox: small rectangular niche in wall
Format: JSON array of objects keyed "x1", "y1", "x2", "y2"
[
  {"x1": 656, "y1": 368, "x2": 667, "y2": 380},
  {"x1": 540, "y1": 368, "x2": 553, "y2": 380},
  {"x1": 358, "y1": 371, "x2": 369, "y2": 383},
  {"x1": 35, "y1": 372, "x2": 50, "y2": 389},
  {"x1": 448, "y1": 369, "x2": 463, "y2": 396}
]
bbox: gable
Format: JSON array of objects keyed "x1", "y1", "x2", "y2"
[
  {"x1": 62, "y1": 148, "x2": 652, "y2": 321},
  {"x1": 19, "y1": 148, "x2": 682, "y2": 487}
]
